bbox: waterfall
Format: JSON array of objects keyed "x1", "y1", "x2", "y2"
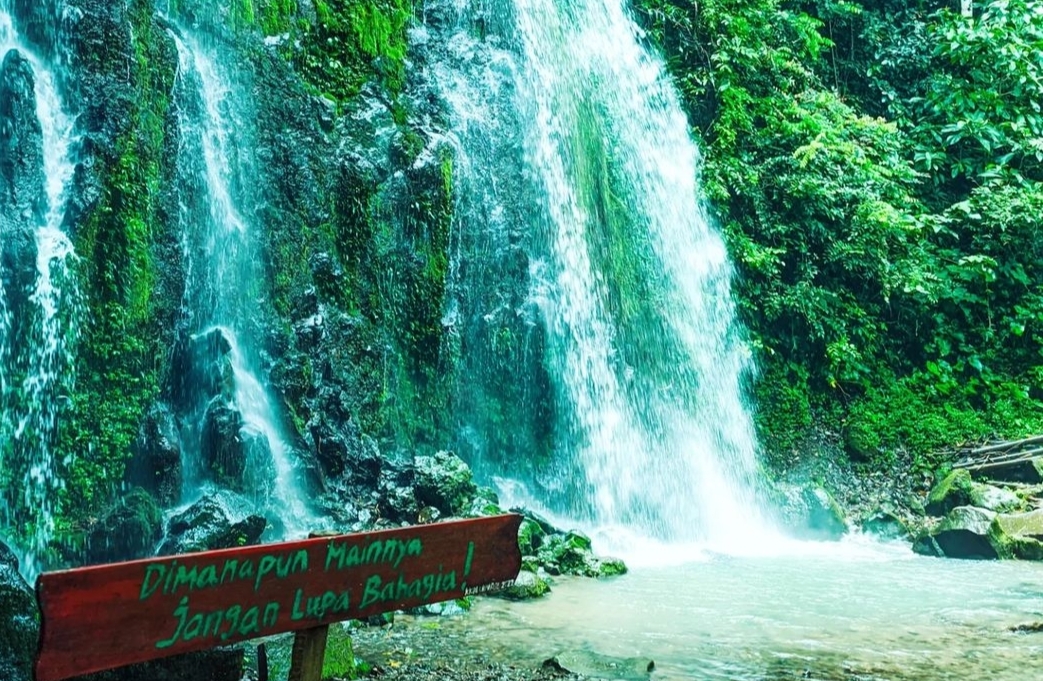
[
  {"x1": 430, "y1": 0, "x2": 776, "y2": 548},
  {"x1": 0, "y1": 0, "x2": 82, "y2": 579},
  {"x1": 169, "y1": 28, "x2": 314, "y2": 536}
]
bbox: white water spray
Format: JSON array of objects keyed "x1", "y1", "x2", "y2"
[
  {"x1": 0, "y1": 1, "x2": 82, "y2": 580},
  {"x1": 170, "y1": 29, "x2": 315, "y2": 536},
  {"x1": 432, "y1": 0, "x2": 779, "y2": 550}
]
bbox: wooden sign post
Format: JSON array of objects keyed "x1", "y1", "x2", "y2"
[{"x1": 34, "y1": 514, "x2": 523, "y2": 681}]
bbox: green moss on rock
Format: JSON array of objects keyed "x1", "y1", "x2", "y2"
[
  {"x1": 926, "y1": 470, "x2": 975, "y2": 517},
  {"x1": 497, "y1": 570, "x2": 551, "y2": 601}
]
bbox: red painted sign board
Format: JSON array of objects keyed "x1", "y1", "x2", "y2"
[{"x1": 35, "y1": 514, "x2": 523, "y2": 681}]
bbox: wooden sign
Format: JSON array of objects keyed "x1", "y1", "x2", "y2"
[{"x1": 35, "y1": 514, "x2": 522, "y2": 681}]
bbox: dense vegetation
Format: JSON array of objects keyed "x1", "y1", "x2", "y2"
[{"x1": 635, "y1": 0, "x2": 1043, "y2": 474}]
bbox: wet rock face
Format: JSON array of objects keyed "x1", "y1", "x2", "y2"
[
  {"x1": 200, "y1": 400, "x2": 249, "y2": 489},
  {"x1": 157, "y1": 494, "x2": 266, "y2": 556},
  {"x1": 414, "y1": 451, "x2": 478, "y2": 516},
  {"x1": 85, "y1": 489, "x2": 164, "y2": 564},
  {"x1": 0, "y1": 48, "x2": 43, "y2": 315},
  {"x1": 0, "y1": 542, "x2": 37, "y2": 681},
  {"x1": 127, "y1": 404, "x2": 183, "y2": 506},
  {"x1": 932, "y1": 506, "x2": 1000, "y2": 560},
  {"x1": 773, "y1": 484, "x2": 849, "y2": 540}
]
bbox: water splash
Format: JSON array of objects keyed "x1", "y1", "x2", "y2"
[
  {"x1": 0, "y1": 1, "x2": 82, "y2": 579},
  {"x1": 431, "y1": 0, "x2": 777, "y2": 548},
  {"x1": 169, "y1": 28, "x2": 315, "y2": 536}
]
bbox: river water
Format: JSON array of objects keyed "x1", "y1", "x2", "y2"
[{"x1": 421, "y1": 540, "x2": 1043, "y2": 681}]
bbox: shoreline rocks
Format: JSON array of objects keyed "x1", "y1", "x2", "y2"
[{"x1": 0, "y1": 542, "x2": 37, "y2": 681}]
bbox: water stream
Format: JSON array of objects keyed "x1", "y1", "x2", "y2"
[
  {"x1": 432, "y1": 0, "x2": 773, "y2": 546},
  {"x1": 399, "y1": 542, "x2": 1043, "y2": 681},
  {"x1": 0, "y1": 0, "x2": 81, "y2": 580},
  {"x1": 169, "y1": 27, "x2": 313, "y2": 536}
]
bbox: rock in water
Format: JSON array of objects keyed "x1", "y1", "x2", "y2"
[
  {"x1": 0, "y1": 542, "x2": 38, "y2": 681},
  {"x1": 544, "y1": 650, "x2": 654, "y2": 680},
  {"x1": 931, "y1": 506, "x2": 1001, "y2": 560},
  {"x1": 992, "y1": 509, "x2": 1043, "y2": 560},
  {"x1": 495, "y1": 570, "x2": 551, "y2": 601}
]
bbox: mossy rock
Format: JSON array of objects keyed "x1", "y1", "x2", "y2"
[
  {"x1": 85, "y1": 488, "x2": 163, "y2": 564},
  {"x1": 496, "y1": 570, "x2": 550, "y2": 601},
  {"x1": 535, "y1": 531, "x2": 626, "y2": 577},
  {"x1": 157, "y1": 494, "x2": 267, "y2": 556},
  {"x1": 860, "y1": 509, "x2": 910, "y2": 540},
  {"x1": 991, "y1": 510, "x2": 1043, "y2": 560},
  {"x1": 517, "y1": 518, "x2": 546, "y2": 555},
  {"x1": 932, "y1": 506, "x2": 1004, "y2": 560},
  {"x1": 925, "y1": 470, "x2": 975, "y2": 517},
  {"x1": 596, "y1": 558, "x2": 628, "y2": 577},
  {"x1": 802, "y1": 487, "x2": 848, "y2": 540},
  {"x1": 968, "y1": 482, "x2": 1023, "y2": 513},
  {"x1": 413, "y1": 451, "x2": 478, "y2": 516}
]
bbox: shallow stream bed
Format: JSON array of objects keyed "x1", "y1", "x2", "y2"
[{"x1": 359, "y1": 539, "x2": 1043, "y2": 681}]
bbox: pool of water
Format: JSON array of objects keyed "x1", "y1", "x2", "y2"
[{"x1": 437, "y1": 538, "x2": 1043, "y2": 680}]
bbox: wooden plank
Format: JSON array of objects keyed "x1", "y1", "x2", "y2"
[
  {"x1": 35, "y1": 514, "x2": 522, "y2": 681},
  {"x1": 287, "y1": 625, "x2": 329, "y2": 681}
]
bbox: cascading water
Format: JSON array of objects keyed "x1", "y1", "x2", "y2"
[
  {"x1": 169, "y1": 28, "x2": 313, "y2": 536},
  {"x1": 0, "y1": 0, "x2": 81, "y2": 579},
  {"x1": 430, "y1": 0, "x2": 776, "y2": 548}
]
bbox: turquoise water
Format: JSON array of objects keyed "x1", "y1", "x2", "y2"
[{"x1": 449, "y1": 540, "x2": 1043, "y2": 680}]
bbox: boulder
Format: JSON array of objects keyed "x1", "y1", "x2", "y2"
[
  {"x1": 413, "y1": 451, "x2": 478, "y2": 516},
  {"x1": 801, "y1": 487, "x2": 848, "y2": 539},
  {"x1": 543, "y1": 651, "x2": 655, "y2": 681},
  {"x1": 517, "y1": 517, "x2": 547, "y2": 555},
  {"x1": 126, "y1": 404, "x2": 183, "y2": 506},
  {"x1": 495, "y1": 570, "x2": 550, "y2": 601},
  {"x1": 307, "y1": 415, "x2": 381, "y2": 487},
  {"x1": 925, "y1": 470, "x2": 974, "y2": 516},
  {"x1": 157, "y1": 494, "x2": 266, "y2": 556},
  {"x1": 970, "y1": 482, "x2": 1023, "y2": 513},
  {"x1": 927, "y1": 470, "x2": 1024, "y2": 516},
  {"x1": 172, "y1": 327, "x2": 235, "y2": 410},
  {"x1": 911, "y1": 534, "x2": 943, "y2": 557},
  {"x1": 0, "y1": 542, "x2": 37, "y2": 681},
  {"x1": 376, "y1": 461, "x2": 418, "y2": 524},
  {"x1": 466, "y1": 486, "x2": 503, "y2": 518},
  {"x1": 536, "y1": 531, "x2": 627, "y2": 577},
  {"x1": 200, "y1": 400, "x2": 247, "y2": 489},
  {"x1": 931, "y1": 506, "x2": 1003, "y2": 560},
  {"x1": 771, "y1": 484, "x2": 848, "y2": 540},
  {"x1": 991, "y1": 510, "x2": 1043, "y2": 561},
  {"x1": 860, "y1": 510, "x2": 909, "y2": 540},
  {"x1": 86, "y1": 489, "x2": 163, "y2": 564}
]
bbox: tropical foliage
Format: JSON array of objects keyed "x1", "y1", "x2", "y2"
[{"x1": 634, "y1": 0, "x2": 1043, "y2": 467}]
